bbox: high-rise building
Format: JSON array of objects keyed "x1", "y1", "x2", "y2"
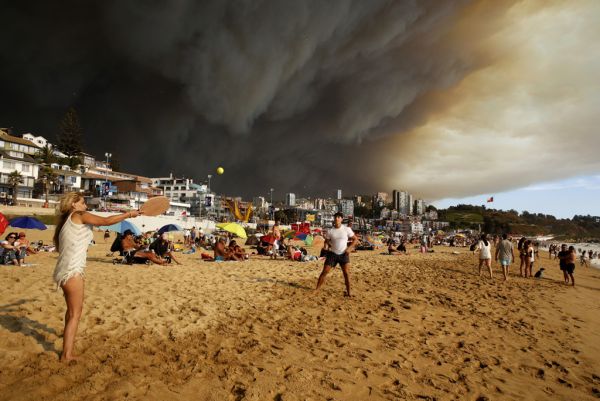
[
  {"x1": 414, "y1": 199, "x2": 425, "y2": 215},
  {"x1": 408, "y1": 194, "x2": 414, "y2": 215},
  {"x1": 337, "y1": 189, "x2": 342, "y2": 200},
  {"x1": 285, "y1": 193, "x2": 296, "y2": 206},
  {"x1": 339, "y1": 199, "x2": 354, "y2": 217},
  {"x1": 393, "y1": 190, "x2": 411, "y2": 214}
]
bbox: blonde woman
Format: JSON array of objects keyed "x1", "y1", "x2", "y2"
[{"x1": 53, "y1": 192, "x2": 142, "y2": 361}]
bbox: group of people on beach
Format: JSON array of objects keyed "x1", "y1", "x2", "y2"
[
  {"x1": 0, "y1": 231, "x2": 38, "y2": 265},
  {"x1": 473, "y1": 233, "x2": 578, "y2": 285}
]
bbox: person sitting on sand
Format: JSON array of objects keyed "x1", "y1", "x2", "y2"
[
  {"x1": 150, "y1": 233, "x2": 182, "y2": 265},
  {"x1": 121, "y1": 230, "x2": 167, "y2": 265},
  {"x1": 16, "y1": 232, "x2": 38, "y2": 265},
  {"x1": 387, "y1": 238, "x2": 401, "y2": 255},
  {"x1": 397, "y1": 239, "x2": 408, "y2": 254},
  {"x1": 227, "y1": 240, "x2": 246, "y2": 261},
  {"x1": 0, "y1": 232, "x2": 22, "y2": 266},
  {"x1": 213, "y1": 238, "x2": 230, "y2": 261}
]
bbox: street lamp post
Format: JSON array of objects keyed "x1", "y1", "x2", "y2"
[
  {"x1": 104, "y1": 152, "x2": 111, "y2": 210},
  {"x1": 207, "y1": 174, "x2": 212, "y2": 193},
  {"x1": 270, "y1": 188, "x2": 274, "y2": 221}
]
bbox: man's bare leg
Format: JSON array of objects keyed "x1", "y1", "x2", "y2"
[
  {"x1": 341, "y1": 263, "x2": 351, "y2": 296},
  {"x1": 316, "y1": 265, "x2": 332, "y2": 291}
]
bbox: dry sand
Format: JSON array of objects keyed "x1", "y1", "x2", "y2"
[{"x1": 1, "y1": 230, "x2": 600, "y2": 400}]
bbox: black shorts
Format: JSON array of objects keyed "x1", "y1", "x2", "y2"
[
  {"x1": 565, "y1": 263, "x2": 575, "y2": 274},
  {"x1": 325, "y1": 251, "x2": 350, "y2": 267}
]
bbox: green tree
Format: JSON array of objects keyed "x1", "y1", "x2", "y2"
[
  {"x1": 34, "y1": 144, "x2": 56, "y2": 166},
  {"x1": 57, "y1": 107, "x2": 83, "y2": 167},
  {"x1": 38, "y1": 167, "x2": 59, "y2": 203},
  {"x1": 7, "y1": 170, "x2": 24, "y2": 205}
]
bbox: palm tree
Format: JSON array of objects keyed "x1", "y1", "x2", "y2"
[
  {"x1": 7, "y1": 170, "x2": 24, "y2": 205},
  {"x1": 38, "y1": 166, "x2": 59, "y2": 204},
  {"x1": 34, "y1": 144, "x2": 56, "y2": 166}
]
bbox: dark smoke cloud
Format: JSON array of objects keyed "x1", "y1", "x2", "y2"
[{"x1": 1, "y1": 0, "x2": 597, "y2": 201}]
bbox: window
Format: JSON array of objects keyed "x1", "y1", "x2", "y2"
[
  {"x1": 21, "y1": 165, "x2": 30, "y2": 173},
  {"x1": 9, "y1": 151, "x2": 24, "y2": 158},
  {"x1": 3, "y1": 161, "x2": 15, "y2": 170}
]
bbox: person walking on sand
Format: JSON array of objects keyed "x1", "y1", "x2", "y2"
[
  {"x1": 53, "y1": 192, "x2": 142, "y2": 361},
  {"x1": 565, "y1": 246, "x2": 577, "y2": 286},
  {"x1": 494, "y1": 233, "x2": 514, "y2": 281},
  {"x1": 316, "y1": 212, "x2": 358, "y2": 297},
  {"x1": 517, "y1": 237, "x2": 527, "y2": 277},
  {"x1": 270, "y1": 221, "x2": 282, "y2": 259},
  {"x1": 580, "y1": 250, "x2": 588, "y2": 267},
  {"x1": 524, "y1": 240, "x2": 535, "y2": 278},
  {"x1": 476, "y1": 233, "x2": 493, "y2": 279},
  {"x1": 557, "y1": 244, "x2": 570, "y2": 284}
]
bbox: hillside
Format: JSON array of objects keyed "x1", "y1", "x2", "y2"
[{"x1": 437, "y1": 205, "x2": 600, "y2": 241}]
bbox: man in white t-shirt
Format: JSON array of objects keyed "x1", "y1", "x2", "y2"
[{"x1": 316, "y1": 212, "x2": 358, "y2": 297}]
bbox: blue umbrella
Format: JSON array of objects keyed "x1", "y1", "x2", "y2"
[
  {"x1": 157, "y1": 224, "x2": 182, "y2": 234},
  {"x1": 9, "y1": 216, "x2": 47, "y2": 230},
  {"x1": 100, "y1": 220, "x2": 141, "y2": 236}
]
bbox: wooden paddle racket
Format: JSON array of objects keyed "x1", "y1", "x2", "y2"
[{"x1": 139, "y1": 196, "x2": 170, "y2": 216}]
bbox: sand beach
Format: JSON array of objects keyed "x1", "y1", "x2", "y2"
[{"x1": 1, "y1": 229, "x2": 600, "y2": 400}]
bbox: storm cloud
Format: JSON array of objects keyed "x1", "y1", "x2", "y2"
[{"x1": 1, "y1": 0, "x2": 598, "y2": 201}]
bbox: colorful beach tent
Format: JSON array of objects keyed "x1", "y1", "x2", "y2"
[
  {"x1": 100, "y1": 220, "x2": 141, "y2": 236},
  {"x1": 9, "y1": 216, "x2": 47, "y2": 230},
  {"x1": 216, "y1": 222, "x2": 247, "y2": 239}
]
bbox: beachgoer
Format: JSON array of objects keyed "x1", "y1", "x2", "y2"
[
  {"x1": 476, "y1": 233, "x2": 493, "y2": 278},
  {"x1": 271, "y1": 221, "x2": 282, "y2": 260},
  {"x1": 1, "y1": 232, "x2": 22, "y2": 266},
  {"x1": 517, "y1": 237, "x2": 527, "y2": 277},
  {"x1": 387, "y1": 238, "x2": 400, "y2": 255},
  {"x1": 52, "y1": 192, "x2": 142, "y2": 361},
  {"x1": 149, "y1": 233, "x2": 182, "y2": 265},
  {"x1": 566, "y1": 246, "x2": 576, "y2": 286},
  {"x1": 213, "y1": 238, "x2": 228, "y2": 261},
  {"x1": 315, "y1": 212, "x2": 358, "y2": 297},
  {"x1": 524, "y1": 240, "x2": 535, "y2": 278},
  {"x1": 494, "y1": 233, "x2": 514, "y2": 281},
  {"x1": 103, "y1": 229, "x2": 110, "y2": 243},
  {"x1": 16, "y1": 232, "x2": 38, "y2": 265},
  {"x1": 397, "y1": 239, "x2": 408, "y2": 254},
  {"x1": 557, "y1": 244, "x2": 570, "y2": 284},
  {"x1": 121, "y1": 231, "x2": 166, "y2": 265},
  {"x1": 580, "y1": 250, "x2": 588, "y2": 267}
]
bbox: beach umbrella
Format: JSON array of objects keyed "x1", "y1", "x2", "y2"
[
  {"x1": 9, "y1": 216, "x2": 47, "y2": 230},
  {"x1": 0, "y1": 213, "x2": 9, "y2": 235},
  {"x1": 157, "y1": 224, "x2": 182, "y2": 234},
  {"x1": 295, "y1": 232, "x2": 308, "y2": 241},
  {"x1": 100, "y1": 220, "x2": 141, "y2": 236},
  {"x1": 216, "y1": 222, "x2": 247, "y2": 239},
  {"x1": 283, "y1": 230, "x2": 296, "y2": 239}
]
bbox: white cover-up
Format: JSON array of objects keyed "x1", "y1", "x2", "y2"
[{"x1": 52, "y1": 213, "x2": 93, "y2": 287}]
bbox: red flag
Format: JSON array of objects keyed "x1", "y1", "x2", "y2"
[{"x1": 487, "y1": 196, "x2": 494, "y2": 202}]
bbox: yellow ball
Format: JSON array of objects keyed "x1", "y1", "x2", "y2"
[{"x1": 216, "y1": 166, "x2": 224, "y2": 175}]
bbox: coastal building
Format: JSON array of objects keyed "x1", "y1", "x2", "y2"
[
  {"x1": 414, "y1": 199, "x2": 425, "y2": 215},
  {"x1": 21, "y1": 133, "x2": 48, "y2": 148},
  {"x1": 392, "y1": 190, "x2": 412, "y2": 215},
  {"x1": 336, "y1": 189, "x2": 342, "y2": 200},
  {"x1": 285, "y1": 193, "x2": 296, "y2": 206},
  {"x1": 152, "y1": 174, "x2": 208, "y2": 216},
  {"x1": 339, "y1": 199, "x2": 354, "y2": 217}
]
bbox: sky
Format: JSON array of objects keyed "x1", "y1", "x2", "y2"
[
  {"x1": 0, "y1": 0, "x2": 599, "y2": 217},
  {"x1": 433, "y1": 175, "x2": 600, "y2": 219}
]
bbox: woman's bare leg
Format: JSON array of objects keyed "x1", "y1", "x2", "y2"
[{"x1": 61, "y1": 275, "x2": 84, "y2": 361}]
